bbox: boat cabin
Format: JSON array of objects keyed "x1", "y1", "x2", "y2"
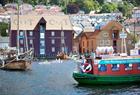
[{"x1": 80, "y1": 57, "x2": 140, "y2": 76}]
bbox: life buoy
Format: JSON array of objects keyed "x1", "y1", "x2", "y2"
[{"x1": 81, "y1": 63, "x2": 92, "y2": 73}]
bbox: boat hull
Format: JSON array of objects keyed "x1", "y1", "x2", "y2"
[
  {"x1": 1, "y1": 60, "x2": 31, "y2": 71},
  {"x1": 73, "y1": 72, "x2": 140, "y2": 85}
]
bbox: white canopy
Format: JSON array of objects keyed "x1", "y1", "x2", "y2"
[{"x1": 96, "y1": 46, "x2": 114, "y2": 53}]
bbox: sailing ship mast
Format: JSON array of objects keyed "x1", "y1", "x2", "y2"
[
  {"x1": 61, "y1": 24, "x2": 67, "y2": 54},
  {"x1": 16, "y1": 0, "x2": 20, "y2": 59}
]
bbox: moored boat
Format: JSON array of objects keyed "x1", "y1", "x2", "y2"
[
  {"x1": 73, "y1": 55, "x2": 140, "y2": 85},
  {"x1": 0, "y1": 48, "x2": 33, "y2": 70}
]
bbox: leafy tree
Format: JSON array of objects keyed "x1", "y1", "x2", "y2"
[
  {"x1": 100, "y1": 2, "x2": 118, "y2": 13},
  {"x1": 67, "y1": 3, "x2": 79, "y2": 14},
  {"x1": 118, "y1": 1, "x2": 134, "y2": 18},
  {"x1": 0, "y1": 22, "x2": 8, "y2": 36},
  {"x1": 96, "y1": 0, "x2": 104, "y2": 5}
]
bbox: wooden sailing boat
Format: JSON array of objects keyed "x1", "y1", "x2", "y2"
[{"x1": 0, "y1": 1, "x2": 33, "y2": 70}]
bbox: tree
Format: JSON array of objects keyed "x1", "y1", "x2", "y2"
[
  {"x1": 0, "y1": 22, "x2": 8, "y2": 37},
  {"x1": 96, "y1": 0, "x2": 104, "y2": 5},
  {"x1": 100, "y1": 2, "x2": 118, "y2": 13},
  {"x1": 118, "y1": 1, "x2": 134, "y2": 18},
  {"x1": 67, "y1": 3, "x2": 79, "y2": 14}
]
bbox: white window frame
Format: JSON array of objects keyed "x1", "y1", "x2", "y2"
[
  {"x1": 20, "y1": 39, "x2": 23, "y2": 44},
  {"x1": 51, "y1": 39, "x2": 55, "y2": 44},
  {"x1": 61, "y1": 39, "x2": 65, "y2": 44},
  {"x1": 61, "y1": 31, "x2": 64, "y2": 37},
  {"x1": 40, "y1": 33, "x2": 45, "y2": 39},
  {"x1": 29, "y1": 39, "x2": 33, "y2": 44},
  {"x1": 40, "y1": 40, "x2": 45, "y2": 47},
  {"x1": 52, "y1": 47, "x2": 55, "y2": 52},
  {"x1": 51, "y1": 31, "x2": 55, "y2": 36},
  {"x1": 19, "y1": 30, "x2": 24, "y2": 36},
  {"x1": 29, "y1": 31, "x2": 33, "y2": 36},
  {"x1": 40, "y1": 48, "x2": 45, "y2": 55}
]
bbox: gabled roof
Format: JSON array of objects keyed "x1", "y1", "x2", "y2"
[
  {"x1": 101, "y1": 20, "x2": 123, "y2": 31},
  {"x1": 11, "y1": 15, "x2": 73, "y2": 30}
]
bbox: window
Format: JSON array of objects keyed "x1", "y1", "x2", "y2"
[
  {"x1": 51, "y1": 31, "x2": 55, "y2": 36},
  {"x1": 138, "y1": 63, "x2": 140, "y2": 69},
  {"x1": 112, "y1": 32, "x2": 118, "y2": 39},
  {"x1": 103, "y1": 32, "x2": 109, "y2": 37},
  {"x1": 125, "y1": 64, "x2": 132, "y2": 70},
  {"x1": 40, "y1": 40, "x2": 45, "y2": 47},
  {"x1": 40, "y1": 48, "x2": 45, "y2": 55},
  {"x1": 61, "y1": 31, "x2": 64, "y2": 36},
  {"x1": 51, "y1": 39, "x2": 55, "y2": 44},
  {"x1": 20, "y1": 39, "x2": 23, "y2": 44},
  {"x1": 52, "y1": 47, "x2": 55, "y2": 52},
  {"x1": 113, "y1": 40, "x2": 117, "y2": 46},
  {"x1": 83, "y1": 41, "x2": 84, "y2": 47},
  {"x1": 40, "y1": 33, "x2": 45, "y2": 39},
  {"x1": 29, "y1": 31, "x2": 33, "y2": 36},
  {"x1": 112, "y1": 64, "x2": 119, "y2": 71},
  {"x1": 61, "y1": 39, "x2": 65, "y2": 44},
  {"x1": 19, "y1": 31, "x2": 24, "y2": 36},
  {"x1": 40, "y1": 24, "x2": 45, "y2": 32},
  {"x1": 105, "y1": 40, "x2": 110, "y2": 45},
  {"x1": 29, "y1": 39, "x2": 33, "y2": 44},
  {"x1": 98, "y1": 64, "x2": 107, "y2": 72},
  {"x1": 99, "y1": 40, "x2": 104, "y2": 46}
]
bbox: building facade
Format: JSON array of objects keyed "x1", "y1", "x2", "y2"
[
  {"x1": 10, "y1": 15, "x2": 73, "y2": 58},
  {"x1": 76, "y1": 21, "x2": 134, "y2": 55}
]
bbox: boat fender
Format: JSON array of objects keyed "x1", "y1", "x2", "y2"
[{"x1": 81, "y1": 63, "x2": 92, "y2": 73}]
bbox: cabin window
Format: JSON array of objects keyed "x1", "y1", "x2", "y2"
[
  {"x1": 20, "y1": 39, "x2": 23, "y2": 44},
  {"x1": 51, "y1": 31, "x2": 55, "y2": 36},
  {"x1": 52, "y1": 47, "x2": 55, "y2": 52},
  {"x1": 51, "y1": 39, "x2": 55, "y2": 44},
  {"x1": 111, "y1": 64, "x2": 119, "y2": 71},
  {"x1": 98, "y1": 64, "x2": 107, "y2": 72},
  {"x1": 137, "y1": 63, "x2": 140, "y2": 69},
  {"x1": 125, "y1": 64, "x2": 132, "y2": 70}
]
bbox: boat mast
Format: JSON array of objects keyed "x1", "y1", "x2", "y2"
[
  {"x1": 17, "y1": 0, "x2": 20, "y2": 57},
  {"x1": 61, "y1": 24, "x2": 66, "y2": 54}
]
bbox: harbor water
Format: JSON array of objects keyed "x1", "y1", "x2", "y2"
[{"x1": 0, "y1": 60, "x2": 140, "y2": 95}]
